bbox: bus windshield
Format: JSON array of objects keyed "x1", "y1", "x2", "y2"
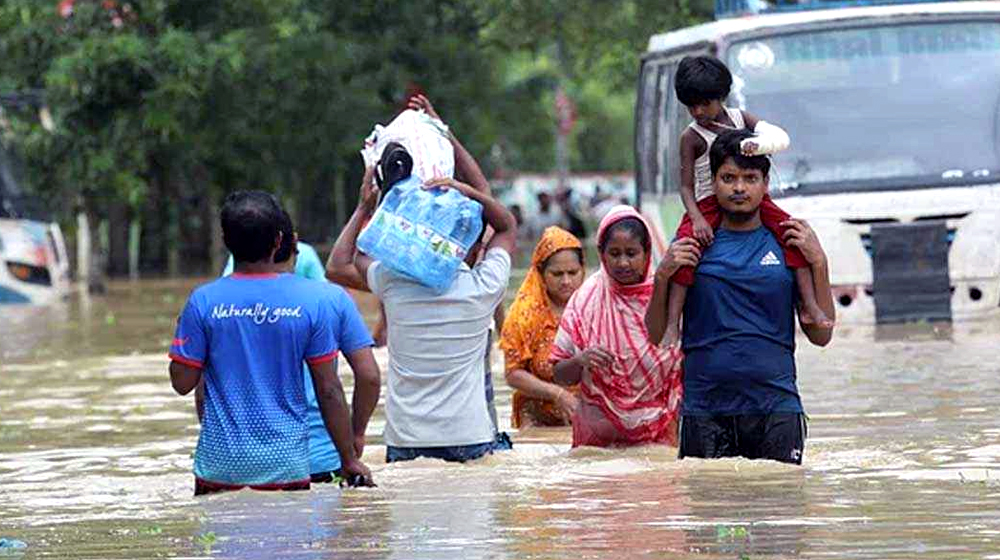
[{"x1": 726, "y1": 21, "x2": 1000, "y2": 196}]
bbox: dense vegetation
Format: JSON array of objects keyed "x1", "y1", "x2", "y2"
[{"x1": 0, "y1": 0, "x2": 710, "y2": 277}]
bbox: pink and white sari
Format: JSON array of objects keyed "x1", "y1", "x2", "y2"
[{"x1": 550, "y1": 205, "x2": 683, "y2": 448}]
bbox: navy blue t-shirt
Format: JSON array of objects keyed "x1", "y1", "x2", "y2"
[{"x1": 681, "y1": 227, "x2": 802, "y2": 416}]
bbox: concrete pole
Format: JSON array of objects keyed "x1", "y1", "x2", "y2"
[{"x1": 76, "y1": 210, "x2": 90, "y2": 289}]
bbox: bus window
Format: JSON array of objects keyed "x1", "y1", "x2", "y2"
[
  {"x1": 660, "y1": 60, "x2": 698, "y2": 196},
  {"x1": 636, "y1": 62, "x2": 664, "y2": 198},
  {"x1": 726, "y1": 21, "x2": 1000, "y2": 196},
  {"x1": 655, "y1": 62, "x2": 676, "y2": 195}
]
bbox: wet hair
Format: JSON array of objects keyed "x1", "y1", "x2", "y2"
[
  {"x1": 674, "y1": 56, "x2": 732, "y2": 107},
  {"x1": 710, "y1": 129, "x2": 771, "y2": 178},
  {"x1": 376, "y1": 142, "x2": 413, "y2": 194},
  {"x1": 273, "y1": 210, "x2": 296, "y2": 264},
  {"x1": 539, "y1": 247, "x2": 584, "y2": 273},
  {"x1": 598, "y1": 217, "x2": 651, "y2": 254},
  {"x1": 220, "y1": 190, "x2": 284, "y2": 264}
]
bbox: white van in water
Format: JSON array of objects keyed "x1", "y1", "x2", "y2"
[
  {"x1": 0, "y1": 218, "x2": 70, "y2": 304},
  {"x1": 636, "y1": 0, "x2": 1000, "y2": 323}
]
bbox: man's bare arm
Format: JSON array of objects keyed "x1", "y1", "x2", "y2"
[
  {"x1": 308, "y1": 359, "x2": 373, "y2": 484},
  {"x1": 169, "y1": 361, "x2": 202, "y2": 396},
  {"x1": 327, "y1": 167, "x2": 380, "y2": 291},
  {"x1": 343, "y1": 347, "x2": 381, "y2": 453}
]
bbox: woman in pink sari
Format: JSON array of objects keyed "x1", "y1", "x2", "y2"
[{"x1": 551, "y1": 205, "x2": 693, "y2": 448}]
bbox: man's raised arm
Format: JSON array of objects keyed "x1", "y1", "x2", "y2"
[
  {"x1": 327, "y1": 167, "x2": 380, "y2": 291},
  {"x1": 407, "y1": 94, "x2": 491, "y2": 196}
]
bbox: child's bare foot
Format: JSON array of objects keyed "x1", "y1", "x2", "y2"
[
  {"x1": 799, "y1": 304, "x2": 834, "y2": 329},
  {"x1": 664, "y1": 324, "x2": 681, "y2": 348}
]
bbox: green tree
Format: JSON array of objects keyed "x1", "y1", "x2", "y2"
[
  {"x1": 476, "y1": 0, "x2": 713, "y2": 172},
  {"x1": 0, "y1": 0, "x2": 709, "y2": 278}
]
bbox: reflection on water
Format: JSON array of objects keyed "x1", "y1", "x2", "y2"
[{"x1": 2, "y1": 279, "x2": 1000, "y2": 558}]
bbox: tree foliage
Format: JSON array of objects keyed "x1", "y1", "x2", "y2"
[{"x1": 0, "y1": 0, "x2": 708, "y2": 275}]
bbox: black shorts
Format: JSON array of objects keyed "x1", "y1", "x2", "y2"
[{"x1": 678, "y1": 413, "x2": 807, "y2": 465}]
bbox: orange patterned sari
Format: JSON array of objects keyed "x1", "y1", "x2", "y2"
[{"x1": 500, "y1": 227, "x2": 583, "y2": 428}]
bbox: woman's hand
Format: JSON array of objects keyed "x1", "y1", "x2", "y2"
[
  {"x1": 555, "y1": 389, "x2": 579, "y2": 422},
  {"x1": 575, "y1": 346, "x2": 615, "y2": 373},
  {"x1": 654, "y1": 238, "x2": 702, "y2": 284}
]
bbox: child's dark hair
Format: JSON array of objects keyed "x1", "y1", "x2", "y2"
[
  {"x1": 220, "y1": 191, "x2": 284, "y2": 264},
  {"x1": 675, "y1": 56, "x2": 732, "y2": 107},
  {"x1": 710, "y1": 129, "x2": 771, "y2": 178},
  {"x1": 599, "y1": 217, "x2": 651, "y2": 254}
]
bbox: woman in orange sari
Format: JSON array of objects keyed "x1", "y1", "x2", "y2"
[{"x1": 501, "y1": 226, "x2": 586, "y2": 428}]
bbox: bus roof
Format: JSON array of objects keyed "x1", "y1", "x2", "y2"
[{"x1": 647, "y1": 0, "x2": 1000, "y2": 54}]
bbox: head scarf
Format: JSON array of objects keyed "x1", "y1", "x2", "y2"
[
  {"x1": 500, "y1": 227, "x2": 583, "y2": 427},
  {"x1": 550, "y1": 205, "x2": 683, "y2": 447}
]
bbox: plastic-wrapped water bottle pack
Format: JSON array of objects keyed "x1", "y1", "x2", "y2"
[{"x1": 357, "y1": 176, "x2": 483, "y2": 293}]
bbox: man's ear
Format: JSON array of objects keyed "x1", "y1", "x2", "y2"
[{"x1": 271, "y1": 231, "x2": 284, "y2": 259}]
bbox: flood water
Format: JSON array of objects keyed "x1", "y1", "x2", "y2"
[{"x1": 2, "y1": 279, "x2": 1000, "y2": 559}]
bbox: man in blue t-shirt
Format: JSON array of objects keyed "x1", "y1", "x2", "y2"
[
  {"x1": 169, "y1": 191, "x2": 373, "y2": 494},
  {"x1": 218, "y1": 211, "x2": 381, "y2": 482},
  {"x1": 646, "y1": 129, "x2": 835, "y2": 465}
]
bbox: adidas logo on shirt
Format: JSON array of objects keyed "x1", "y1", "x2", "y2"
[{"x1": 759, "y1": 251, "x2": 781, "y2": 266}]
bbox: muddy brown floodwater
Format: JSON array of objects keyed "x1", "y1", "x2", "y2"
[{"x1": 2, "y1": 279, "x2": 1000, "y2": 559}]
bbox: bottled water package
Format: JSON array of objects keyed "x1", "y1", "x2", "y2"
[{"x1": 358, "y1": 176, "x2": 483, "y2": 293}]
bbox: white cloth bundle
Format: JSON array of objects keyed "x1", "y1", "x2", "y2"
[{"x1": 360, "y1": 109, "x2": 455, "y2": 181}]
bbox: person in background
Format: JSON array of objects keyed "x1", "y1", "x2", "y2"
[
  {"x1": 525, "y1": 191, "x2": 566, "y2": 242},
  {"x1": 509, "y1": 204, "x2": 524, "y2": 229},
  {"x1": 501, "y1": 226, "x2": 585, "y2": 428},
  {"x1": 557, "y1": 187, "x2": 588, "y2": 241},
  {"x1": 169, "y1": 191, "x2": 372, "y2": 495},
  {"x1": 217, "y1": 210, "x2": 381, "y2": 484},
  {"x1": 589, "y1": 185, "x2": 608, "y2": 209},
  {"x1": 550, "y1": 206, "x2": 688, "y2": 449}
]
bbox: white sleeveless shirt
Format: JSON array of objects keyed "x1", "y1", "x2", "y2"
[{"x1": 688, "y1": 107, "x2": 745, "y2": 201}]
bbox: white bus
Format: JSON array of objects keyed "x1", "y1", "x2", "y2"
[{"x1": 636, "y1": 0, "x2": 1000, "y2": 323}]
